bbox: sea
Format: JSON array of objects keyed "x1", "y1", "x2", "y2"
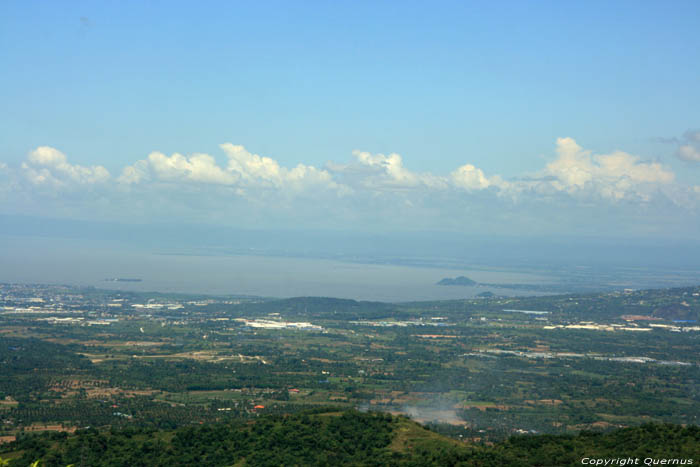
[{"x1": 0, "y1": 235, "x2": 551, "y2": 302}]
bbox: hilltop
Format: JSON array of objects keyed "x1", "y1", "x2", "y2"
[{"x1": 1, "y1": 410, "x2": 698, "y2": 466}]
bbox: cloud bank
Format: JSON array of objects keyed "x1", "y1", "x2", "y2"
[
  {"x1": 22, "y1": 146, "x2": 110, "y2": 187},
  {"x1": 540, "y1": 137, "x2": 674, "y2": 201},
  {"x1": 1, "y1": 137, "x2": 697, "y2": 235},
  {"x1": 117, "y1": 144, "x2": 340, "y2": 194}
]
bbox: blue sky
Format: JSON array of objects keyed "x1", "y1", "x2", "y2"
[{"x1": 1, "y1": 1, "x2": 699, "y2": 238}]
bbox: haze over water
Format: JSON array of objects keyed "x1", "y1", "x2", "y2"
[{"x1": 0, "y1": 235, "x2": 553, "y2": 302}]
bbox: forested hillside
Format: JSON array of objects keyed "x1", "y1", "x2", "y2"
[{"x1": 1, "y1": 410, "x2": 698, "y2": 466}]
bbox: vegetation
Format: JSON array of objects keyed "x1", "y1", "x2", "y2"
[
  {"x1": 1, "y1": 410, "x2": 697, "y2": 466},
  {"x1": 1, "y1": 283, "x2": 699, "y2": 463}
]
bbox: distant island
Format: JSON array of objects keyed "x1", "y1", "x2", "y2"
[
  {"x1": 436, "y1": 276, "x2": 477, "y2": 286},
  {"x1": 437, "y1": 276, "x2": 565, "y2": 293},
  {"x1": 104, "y1": 278, "x2": 142, "y2": 282}
]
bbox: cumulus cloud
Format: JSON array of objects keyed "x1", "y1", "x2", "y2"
[
  {"x1": 329, "y1": 150, "x2": 449, "y2": 190},
  {"x1": 450, "y1": 164, "x2": 506, "y2": 191},
  {"x1": 221, "y1": 144, "x2": 335, "y2": 190},
  {"x1": 11, "y1": 139, "x2": 683, "y2": 204},
  {"x1": 353, "y1": 150, "x2": 446, "y2": 189},
  {"x1": 21, "y1": 146, "x2": 110, "y2": 187},
  {"x1": 118, "y1": 144, "x2": 338, "y2": 193},
  {"x1": 539, "y1": 137, "x2": 674, "y2": 200},
  {"x1": 117, "y1": 160, "x2": 149, "y2": 185},
  {"x1": 3, "y1": 137, "x2": 696, "y2": 229},
  {"x1": 118, "y1": 152, "x2": 237, "y2": 185},
  {"x1": 353, "y1": 150, "x2": 419, "y2": 186},
  {"x1": 332, "y1": 138, "x2": 672, "y2": 201}
]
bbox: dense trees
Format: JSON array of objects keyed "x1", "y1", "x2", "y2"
[
  {"x1": 4, "y1": 411, "x2": 396, "y2": 466},
  {"x1": 2, "y1": 412, "x2": 698, "y2": 466}
]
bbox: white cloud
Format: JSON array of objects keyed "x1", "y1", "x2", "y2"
[
  {"x1": 340, "y1": 138, "x2": 676, "y2": 201},
  {"x1": 450, "y1": 164, "x2": 505, "y2": 190},
  {"x1": 21, "y1": 146, "x2": 110, "y2": 186},
  {"x1": 340, "y1": 139, "x2": 675, "y2": 200},
  {"x1": 336, "y1": 150, "x2": 448, "y2": 190},
  {"x1": 149, "y1": 152, "x2": 234, "y2": 184},
  {"x1": 5, "y1": 137, "x2": 695, "y2": 231},
  {"x1": 541, "y1": 137, "x2": 674, "y2": 200},
  {"x1": 21, "y1": 139, "x2": 676, "y2": 206},
  {"x1": 220, "y1": 144, "x2": 335, "y2": 190},
  {"x1": 119, "y1": 151, "x2": 238, "y2": 185},
  {"x1": 352, "y1": 150, "x2": 419, "y2": 186},
  {"x1": 221, "y1": 144, "x2": 285, "y2": 185},
  {"x1": 117, "y1": 160, "x2": 150, "y2": 185},
  {"x1": 117, "y1": 144, "x2": 340, "y2": 195},
  {"x1": 678, "y1": 144, "x2": 700, "y2": 162}
]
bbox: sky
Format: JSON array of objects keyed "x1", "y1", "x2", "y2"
[{"x1": 1, "y1": 0, "x2": 700, "y2": 240}]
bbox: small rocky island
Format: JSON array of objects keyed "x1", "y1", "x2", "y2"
[
  {"x1": 476, "y1": 291, "x2": 495, "y2": 298},
  {"x1": 436, "y1": 276, "x2": 477, "y2": 286}
]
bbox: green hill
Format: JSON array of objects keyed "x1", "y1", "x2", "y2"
[{"x1": 1, "y1": 410, "x2": 698, "y2": 466}]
